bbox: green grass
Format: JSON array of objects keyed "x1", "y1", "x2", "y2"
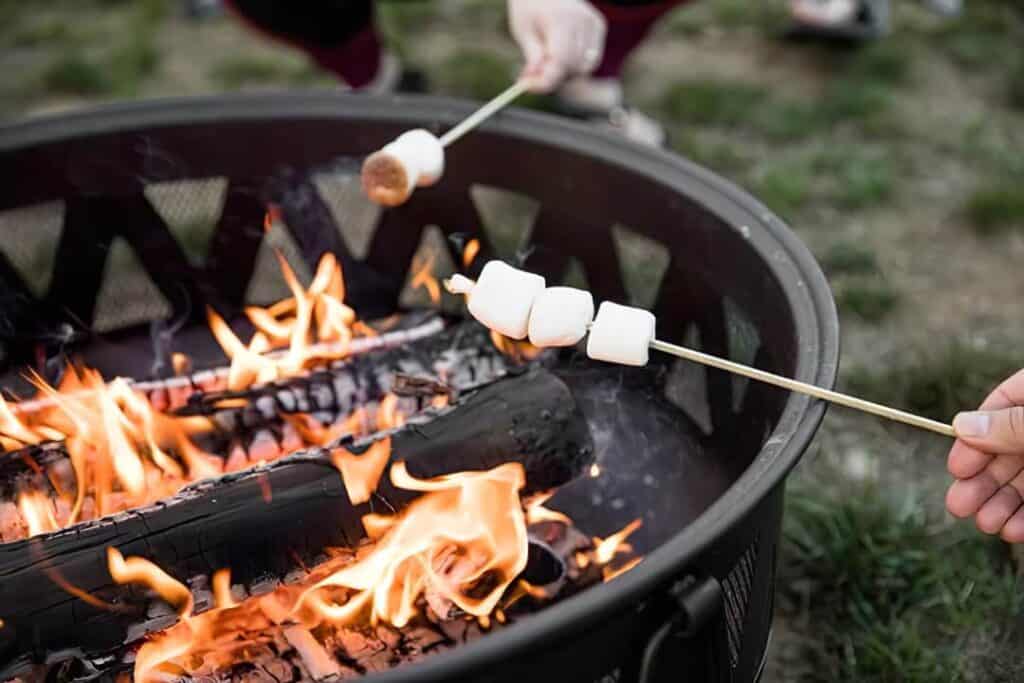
[
  {"x1": 749, "y1": 165, "x2": 812, "y2": 219},
  {"x1": 661, "y1": 79, "x2": 769, "y2": 127},
  {"x1": 780, "y1": 480, "x2": 1023, "y2": 682},
  {"x1": 434, "y1": 48, "x2": 516, "y2": 101},
  {"x1": 108, "y1": 38, "x2": 160, "y2": 93},
  {"x1": 964, "y1": 185, "x2": 1024, "y2": 235},
  {"x1": 831, "y1": 154, "x2": 895, "y2": 209},
  {"x1": 834, "y1": 280, "x2": 900, "y2": 323},
  {"x1": 208, "y1": 56, "x2": 314, "y2": 90},
  {"x1": 9, "y1": 18, "x2": 72, "y2": 47},
  {"x1": 844, "y1": 42, "x2": 914, "y2": 87},
  {"x1": 1010, "y1": 60, "x2": 1024, "y2": 111},
  {"x1": 820, "y1": 242, "x2": 880, "y2": 277},
  {"x1": 844, "y1": 342, "x2": 1022, "y2": 422},
  {"x1": 41, "y1": 52, "x2": 112, "y2": 95}
]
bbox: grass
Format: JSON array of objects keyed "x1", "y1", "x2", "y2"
[
  {"x1": 41, "y1": 52, "x2": 112, "y2": 95},
  {"x1": 780, "y1": 479, "x2": 1023, "y2": 682},
  {"x1": 820, "y1": 242, "x2": 880, "y2": 277},
  {"x1": 434, "y1": 48, "x2": 516, "y2": 101},
  {"x1": 9, "y1": 18, "x2": 73, "y2": 47},
  {"x1": 964, "y1": 185, "x2": 1024, "y2": 235},
  {"x1": 750, "y1": 165, "x2": 812, "y2": 220},
  {"x1": 843, "y1": 342, "x2": 1022, "y2": 422},
  {"x1": 661, "y1": 80, "x2": 768, "y2": 127},
  {"x1": 834, "y1": 280, "x2": 900, "y2": 323},
  {"x1": 208, "y1": 56, "x2": 320, "y2": 90}
]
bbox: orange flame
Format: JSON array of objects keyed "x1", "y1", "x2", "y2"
[
  {"x1": 10, "y1": 367, "x2": 221, "y2": 537},
  {"x1": 489, "y1": 330, "x2": 544, "y2": 362},
  {"x1": 111, "y1": 463, "x2": 531, "y2": 680},
  {"x1": 211, "y1": 252, "x2": 361, "y2": 392},
  {"x1": 410, "y1": 254, "x2": 441, "y2": 305},
  {"x1": 593, "y1": 518, "x2": 642, "y2": 565},
  {"x1": 171, "y1": 353, "x2": 192, "y2": 377},
  {"x1": 462, "y1": 239, "x2": 480, "y2": 268}
]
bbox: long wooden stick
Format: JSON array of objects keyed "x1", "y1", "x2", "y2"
[
  {"x1": 438, "y1": 80, "x2": 530, "y2": 148},
  {"x1": 649, "y1": 338, "x2": 955, "y2": 437}
]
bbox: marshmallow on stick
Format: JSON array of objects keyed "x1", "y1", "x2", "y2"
[
  {"x1": 361, "y1": 129, "x2": 445, "y2": 207},
  {"x1": 445, "y1": 260, "x2": 958, "y2": 438}
]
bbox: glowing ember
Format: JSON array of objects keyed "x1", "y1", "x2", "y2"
[{"x1": 462, "y1": 238, "x2": 480, "y2": 268}]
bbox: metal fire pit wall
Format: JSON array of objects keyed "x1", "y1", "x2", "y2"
[{"x1": 0, "y1": 93, "x2": 839, "y2": 683}]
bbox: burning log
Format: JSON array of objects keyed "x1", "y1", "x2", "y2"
[
  {"x1": 0, "y1": 320, "x2": 515, "y2": 539},
  {"x1": 0, "y1": 368, "x2": 593, "y2": 676}
]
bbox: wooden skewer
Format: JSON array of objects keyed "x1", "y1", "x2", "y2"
[
  {"x1": 648, "y1": 338, "x2": 956, "y2": 437},
  {"x1": 438, "y1": 80, "x2": 530, "y2": 148}
]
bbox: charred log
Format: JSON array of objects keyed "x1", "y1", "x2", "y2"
[{"x1": 0, "y1": 369, "x2": 593, "y2": 676}]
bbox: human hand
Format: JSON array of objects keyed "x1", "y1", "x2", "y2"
[
  {"x1": 946, "y1": 369, "x2": 1024, "y2": 541},
  {"x1": 508, "y1": 0, "x2": 606, "y2": 93}
]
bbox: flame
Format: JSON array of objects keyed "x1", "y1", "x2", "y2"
[
  {"x1": 594, "y1": 518, "x2": 642, "y2": 565},
  {"x1": 462, "y1": 239, "x2": 480, "y2": 268},
  {"x1": 170, "y1": 353, "x2": 192, "y2": 377},
  {"x1": 211, "y1": 252, "x2": 362, "y2": 392},
  {"x1": 410, "y1": 254, "x2": 441, "y2": 305},
  {"x1": 112, "y1": 463, "x2": 531, "y2": 681},
  {"x1": 263, "y1": 204, "x2": 282, "y2": 234},
  {"x1": 8, "y1": 366, "x2": 221, "y2": 536},
  {"x1": 489, "y1": 330, "x2": 544, "y2": 362},
  {"x1": 330, "y1": 438, "x2": 392, "y2": 506},
  {"x1": 525, "y1": 492, "x2": 572, "y2": 526}
]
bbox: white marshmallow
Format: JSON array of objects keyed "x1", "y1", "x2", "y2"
[
  {"x1": 528, "y1": 287, "x2": 594, "y2": 347},
  {"x1": 391, "y1": 129, "x2": 445, "y2": 187},
  {"x1": 467, "y1": 261, "x2": 545, "y2": 340},
  {"x1": 586, "y1": 301, "x2": 656, "y2": 367}
]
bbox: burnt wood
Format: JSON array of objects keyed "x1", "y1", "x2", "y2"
[{"x1": 0, "y1": 368, "x2": 593, "y2": 675}]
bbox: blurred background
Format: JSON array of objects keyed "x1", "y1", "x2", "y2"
[{"x1": 1, "y1": 1, "x2": 1023, "y2": 680}]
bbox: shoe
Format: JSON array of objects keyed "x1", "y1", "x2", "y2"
[
  {"x1": 785, "y1": 0, "x2": 890, "y2": 42},
  {"x1": 554, "y1": 76, "x2": 668, "y2": 148}
]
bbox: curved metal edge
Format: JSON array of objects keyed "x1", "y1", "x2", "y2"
[{"x1": 0, "y1": 92, "x2": 840, "y2": 683}]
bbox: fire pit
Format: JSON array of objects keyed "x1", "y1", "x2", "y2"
[{"x1": 0, "y1": 92, "x2": 838, "y2": 683}]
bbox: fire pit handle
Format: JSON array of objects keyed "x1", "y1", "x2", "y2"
[{"x1": 637, "y1": 575, "x2": 724, "y2": 683}]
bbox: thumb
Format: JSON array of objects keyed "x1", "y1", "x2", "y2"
[{"x1": 954, "y1": 407, "x2": 1024, "y2": 455}]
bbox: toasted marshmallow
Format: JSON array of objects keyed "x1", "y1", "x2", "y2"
[{"x1": 361, "y1": 129, "x2": 444, "y2": 207}]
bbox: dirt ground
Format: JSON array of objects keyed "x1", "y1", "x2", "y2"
[{"x1": 2, "y1": 1, "x2": 1024, "y2": 681}]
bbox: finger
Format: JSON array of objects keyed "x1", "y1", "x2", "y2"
[
  {"x1": 975, "y1": 483, "x2": 1024, "y2": 535},
  {"x1": 979, "y1": 368, "x2": 1024, "y2": 411},
  {"x1": 530, "y1": 58, "x2": 567, "y2": 93},
  {"x1": 1002, "y1": 506, "x2": 1024, "y2": 543},
  {"x1": 946, "y1": 453, "x2": 1024, "y2": 518},
  {"x1": 947, "y1": 439, "x2": 995, "y2": 479},
  {"x1": 954, "y1": 406, "x2": 1024, "y2": 455},
  {"x1": 515, "y1": 26, "x2": 547, "y2": 76},
  {"x1": 579, "y1": 16, "x2": 605, "y2": 73}
]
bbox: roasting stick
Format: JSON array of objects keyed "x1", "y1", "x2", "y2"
[
  {"x1": 445, "y1": 268, "x2": 957, "y2": 438},
  {"x1": 438, "y1": 80, "x2": 530, "y2": 147},
  {"x1": 647, "y1": 339, "x2": 955, "y2": 437}
]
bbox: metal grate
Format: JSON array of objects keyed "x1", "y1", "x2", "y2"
[{"x1": 721, "y1": 537, "x2": 760, "y2": 669}]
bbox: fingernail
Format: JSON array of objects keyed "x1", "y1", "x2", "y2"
[{"x1": 954, "y1": 411, "x2": 991, "y2": 437}]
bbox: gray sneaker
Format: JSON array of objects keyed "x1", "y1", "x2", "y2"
[{"x1": 555, "y1": 76, "x2": 668, "y2": 148}]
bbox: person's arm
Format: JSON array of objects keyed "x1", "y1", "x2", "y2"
[{"x1": 946, "y1": 369, "x2": 1024, "y2": 541}]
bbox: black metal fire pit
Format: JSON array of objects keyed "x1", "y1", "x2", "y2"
[{"x1": 0, "y1": 92, "x2": 838, "y2": 683}]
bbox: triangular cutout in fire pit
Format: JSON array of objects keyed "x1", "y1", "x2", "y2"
[
  {"x1": 611, "y1": 224, "x2": 670, "y2": 310},
  {"x1": 144, "y1": 178, "x2": 227, "y2": 268},
  {"x1": 0, "y1": 200, "x2": 63, "y2": 299},
  {"x1": 243, "y1": 220, "x2": 312, "y2": 307},
  {"x1": 399, "y1": 224, "x2": 457, "y2": 311},
  {"x1": 92, "y1": 237, "x2": 173, "y2": 333},
  {"x1": 470, "y1": 184, "x2": 539, "y2": 261}
]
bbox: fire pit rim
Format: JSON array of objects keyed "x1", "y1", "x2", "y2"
[{"x1": 0, "y1": 92, "x2": 839, "y2": 681}]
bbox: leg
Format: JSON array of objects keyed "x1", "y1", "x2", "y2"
[
  {"x1": 589, "y1": 1, "x2": 693, "y2": 79},
  {"x1": 224, "y1": 0, "x2": 386, "y2": 88}
]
